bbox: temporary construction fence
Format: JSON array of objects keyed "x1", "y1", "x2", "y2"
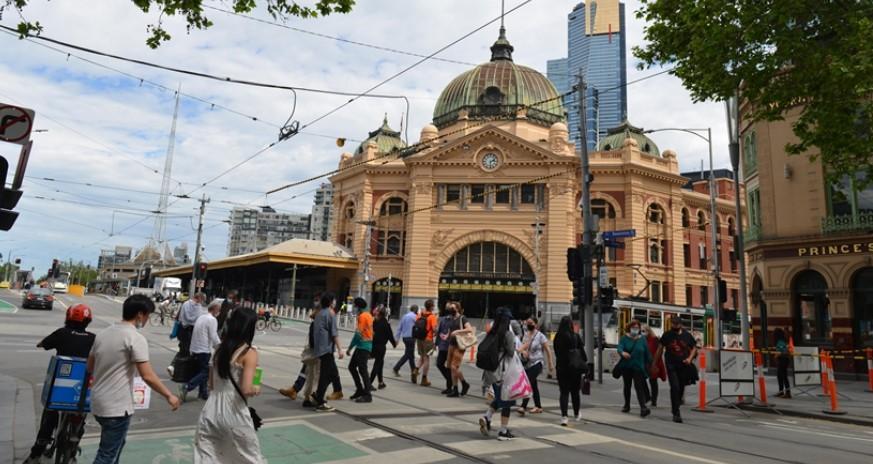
[{"x1": 236, "y1": 301, "x2": 359, "y2": 331}]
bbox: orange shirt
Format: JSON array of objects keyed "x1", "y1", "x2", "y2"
[
  {"x1": 419, "y1": 311, "x2": 438, "y2": 341},
  {"x1": 357, "y1": 312, "x2": 374, "y2": 342}
]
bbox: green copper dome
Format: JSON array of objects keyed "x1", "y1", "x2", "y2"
[
  {"x1": 432, "y1": 27, "x2": 565, "y2": 129},
  {"x1": 356, "y1": 116, "x2": 407, "y2": 155},
  {"x1": 596, "y1": 120, "x2": 661, "y2": 157}
]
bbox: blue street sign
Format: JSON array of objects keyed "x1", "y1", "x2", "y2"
[
  {"x1": 602, "y1": 229, "x2": 636, "y2": 239},
  {"x1": 603, "y1": 241, "x2": 625, "y2": 249}
]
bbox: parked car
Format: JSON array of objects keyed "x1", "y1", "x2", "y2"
[
  {"x1": 22, "y1": 287, "x2": 54, "y2": 310},
  {"x1": 0, "y1": 281, "x2": 9, "y2": 289}
]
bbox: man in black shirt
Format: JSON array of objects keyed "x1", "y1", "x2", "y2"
[
  {"x1": 659, "y1": 316, "x2": 697, "y2": 423},
  {"x1": 24, "y1": 304, "x2": 96, "y2": 463}
]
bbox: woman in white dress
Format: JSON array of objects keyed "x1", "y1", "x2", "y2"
[{"x1": 194, "y1": 307, "x2": 265, "y2": 463}]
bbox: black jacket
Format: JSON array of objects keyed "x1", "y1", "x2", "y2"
[{"x1": 373, "y1": 318, "x2": 396, "y2": 349}]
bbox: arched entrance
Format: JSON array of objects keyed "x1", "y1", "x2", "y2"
[
  {"x1": 792, "y1": 270, "x2": 830, "y2": 345},
  {"x1": 372, "y1": 277, "x2": 402, "y2": 317},
  {"x1": 852, "y1": 268, "x2": 873, "y2": 350},
  {"x1": 438, "y1": 241, "x2": 535, "y2": 319}
]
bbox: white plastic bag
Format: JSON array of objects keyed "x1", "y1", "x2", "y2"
[{"x1": 500, "y1": 354, "x2": 532, "y2": 401}]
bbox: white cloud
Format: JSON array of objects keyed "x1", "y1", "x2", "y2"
[{"x1": 0, "y1": 0, "x2": 730, "y2": 272}]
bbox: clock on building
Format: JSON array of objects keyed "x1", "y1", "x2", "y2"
[{"x1": 481, "y1": 152, "x2": 500, "y2": 171}]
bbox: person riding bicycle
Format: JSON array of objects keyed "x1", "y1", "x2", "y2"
[{"x1": 24, "y1": 304, "x2": 96, "y2": 464}]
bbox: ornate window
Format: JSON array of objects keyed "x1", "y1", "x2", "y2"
[
  {"x1": 380, "y1": 197, "x2": 407, "y2": 216},
  {"x1": 344, "y1": 202, "x2": 356, "y2": 219},
  {"x1": 520, "y1": 184, "x2": 537, "y2": 204},
  {"x1": 824, "y1": 173, "x2": 873, "y2": 233},
  {"x1": 375, "y1": 197, "x2": 407, "y2": 257},
  {"x1": 648, "y1": 204, "x2": 665, "y2": 224},
  {"x1": 681, "y1": 208, "x2": 690, "y2": 228},
  {"x1": 727, "y1": 217, "x2": 736, "y2": 237},
  {"x1": 697, "y1": 210, "x2": 707, "y2": 231},
  {"x1": 743, "y1": 131, "x2": 758, "y2": 176}
]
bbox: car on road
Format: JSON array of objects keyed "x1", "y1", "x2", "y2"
[
  {"x1": 0, "y1": 281, "x2": 9, "y2": 289},
  {"x1": 22, "y1": 287, "x2": 54, "y2": 310}
]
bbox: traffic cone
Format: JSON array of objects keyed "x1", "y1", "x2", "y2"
[
  {"x1": 822, "y1": 352, "x2": 846, "y2": 415},
  {"x1": 692, "y1": 350, "x2": 713, "y2": 413}
]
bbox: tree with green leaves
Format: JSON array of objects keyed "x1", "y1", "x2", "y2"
[
  {"x1": 634, "y1": 0, "x2": 873, "y2": 185},
  {"x1": 3, "y1": 0, "x2": 355, "y2": 48}
]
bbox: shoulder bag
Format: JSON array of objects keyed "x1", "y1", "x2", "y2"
[
  {"x1": 612, "y1": 337, "x2": 640, "y2": 379},
  {"x1": 567, "y1": 333, "x2": 588, "y2": 373},
  {"x1": 228, "y1": 346, "x2": 263, "y2": 431},
  {"x1": 454, "y1": 317, "x2": 477, "y2": 350}
]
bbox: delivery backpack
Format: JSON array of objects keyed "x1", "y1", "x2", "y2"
[
  {"x1": 475, "y1": 331, "x2": 502, "y2": 371},
  {"x1": 412, "y1": 316, "x2": 428, "y2": 340}
]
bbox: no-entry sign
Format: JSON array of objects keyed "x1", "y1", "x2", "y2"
[{"x1": 0, "y1": 104, "x2": 36, "y2": 145}]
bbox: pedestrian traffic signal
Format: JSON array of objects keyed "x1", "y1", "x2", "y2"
[
  {"x1": 572, "y1": 279, "x2": 582, "y2": 306},
  {"x1": 0, "y1": 156, "x2": 22, "y2": 231},
  {"x1": 566, "y1": 247, "x2": 583, "y2": 281},
  {"x1": 197, "y1": 262, "x2": 208, "y2": 279},
  {"x1": 599, "y1": 286, "x2": 615, "y2": 308},
  {"x1": 718, "y1": 278, "x2": 728, "y2": 303},
  {"x1": 721, "y1": 308, "x2": 737, "y2": 322}
]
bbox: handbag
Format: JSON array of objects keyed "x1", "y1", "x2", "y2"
[
  {"x1": 228, "y1": 347, "x2": 263, "y2": 431},
  {"x1": 567, "y1": 334, "x2": 587, "y2": 373},
  {"x1": 169, "y1": 320, "x2": 180, "y2": 340},
  {"x1": 454, "y1": 317, "x2": 477, "y2": 350},
  {"x1": 612, "y1": 337, "x2": 640, "y2": 379},
  {"x1": 581, "y1": 374, "x2": 591, "y2": 395}
]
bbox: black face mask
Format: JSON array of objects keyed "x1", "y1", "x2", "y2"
[{"x1": 527, "y1": 324, "x2": 536, "y2": 331}]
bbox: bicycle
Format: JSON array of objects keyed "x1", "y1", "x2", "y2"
[
  {"x1": 43, "y1": 381, "x2": 89, "y2": 464},
  {"x1": 256, "y1": 312, "x2": 282, "y2": 332}
]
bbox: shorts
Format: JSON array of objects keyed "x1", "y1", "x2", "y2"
[
  {"x1": 417, "y1": 339, "x2": 435, "y2": 357},
  {"x1": 448, "y1": 345, "x2": 465, "y2": 370}
]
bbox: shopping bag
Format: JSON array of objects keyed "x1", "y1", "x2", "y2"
[
  {"x1": 169, "y1": 320, "x2": 180, "y2": 340},
  {"x1": 500, "y1": 354, "x2": 532, "y2": 401}
]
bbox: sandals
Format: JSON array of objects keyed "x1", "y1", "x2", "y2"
[
  {"x1": 515, "y1": 407, "x2": 527, "y2": 416},
  {"x1": 528, "y1": 407, "x2": 543, "y2": 414}
]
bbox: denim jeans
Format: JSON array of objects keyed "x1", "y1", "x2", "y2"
[
  {"x1": 393, "y1": 337, "x2": 416, "y2": 373},
  {"x1": 94, "y1": 414, "x2": 132, "y2": 464},
  {"x1": 185, "y1": 352, "x2": 211, "y2": 398}
]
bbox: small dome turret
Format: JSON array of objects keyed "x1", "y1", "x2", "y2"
[
  {"x1": 356, "y1": 115, "x2": 406, "y2": 155},
  {"x1": 596, "y1": 120, "x2": 661, "y2": 157}
]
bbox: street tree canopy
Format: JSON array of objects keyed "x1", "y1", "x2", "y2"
[
  {"x1": 634, "y1": 0, "x2": 873, "y2": 186},
  {"x1": 3, "y1": 0, "x2": 356, "y2": 48}
]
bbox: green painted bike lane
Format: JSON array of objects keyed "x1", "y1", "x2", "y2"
[
  {"x1": 80, "y1": 423, "x2": 367, "y2": 463},
  {"x1": 0, "y1": 297, "x2": 17, "y2": 313}
]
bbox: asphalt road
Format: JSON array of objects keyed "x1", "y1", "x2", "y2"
[{"x1": 2, "y1": 290, "x2": 872, "y2": 463}]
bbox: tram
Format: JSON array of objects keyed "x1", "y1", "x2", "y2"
[{"x1": 598, "y1": 299, "x2": 712, "y2": 347}]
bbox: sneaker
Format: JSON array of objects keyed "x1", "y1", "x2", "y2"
[
  {"x1": 575, "y1": 412, "x2": 583, "y2": 422},
  {"x1": 497, "y1": 430, "x2": 515, "y2": 441},
  {"x1": 279, "y1": 387, "x2": 298, "y2": 400},
  {"x1": 302, "y1": 399, "x2": 314, "y2": 408},
  {"x1": 316, "y1": 404, "x2": 336, "y2": 412},
  {"x1": 350, "y1": 391, "x2": 361, "y2": 401},
  {"x1": 672, "y1": 414, "x2": 683, "y2": 423},
  {"x1": 177, "y1": 384, "x2": 188, "y2": 403},
  {"x1": 560, "y1": 416, "x2": 569, "y2": 426},
  {"x1": 393, "y1": 368, "x2": 401, "y2": 377},
  {"x1": 640, "y1": 407, "x2": 651, "y2": 418},
  {"x1": 460, "y1": 381, "x2": 470, "y2": 397},
  {"x1": 166, "y1": 365, "x2": 175, "y2": 377},
  {"x1": 478, "y1": 417, "x2": 491, "y2": 437},
  {"x1": 327, "y1": 391, "x2": 344, "y2": 401},
  {"x1": 355, "y1": 395, "x2": 373, "y2": 403},
  {"x1": 378, "y1": 383, "x2": 387, "y2": 390},
  {"x1": 420, "y1": 377, "x2": 431, "y2": 387}
]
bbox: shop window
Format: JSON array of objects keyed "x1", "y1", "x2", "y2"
[
  {"x1": 681, "y1": 208, "x2": 690, "y2": 228},
  {"x1": 852, "y1": 268, "x2": 873, "y2": 348},
  {"x1": 683, "y1": 243, "x2": 691, "y2": 268},
  {"x1": 793, "y1": 270, "x2": 831, "y2": 344}
]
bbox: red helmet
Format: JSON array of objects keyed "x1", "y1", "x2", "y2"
[{"x1": 66, "y1": 304, "x2": 92, "y2": 324}]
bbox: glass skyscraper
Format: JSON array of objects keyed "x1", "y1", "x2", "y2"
[{"x1": 547, "y1": 1, "x2": 627, "y2": 152}]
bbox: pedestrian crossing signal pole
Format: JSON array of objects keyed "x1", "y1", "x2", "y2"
[
  {"x1": 576, "y1": 72, "x2": 595, "y2": 367},
  {"x1": 190, "y1": 194, "x2": 210, "y2": 297}
]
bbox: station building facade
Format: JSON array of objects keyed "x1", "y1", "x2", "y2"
[{"x1": 330, "y1": 29, "x2": 744, "y2": 326}]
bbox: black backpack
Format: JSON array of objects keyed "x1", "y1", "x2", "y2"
[
  {"x1": 476, "y1": 330, "x2": 503, "y2": 371},
  {"x1": 412, "y1": 316, "x2": 428, "y2": 340}
]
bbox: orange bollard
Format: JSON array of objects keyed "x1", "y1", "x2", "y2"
[
  {"x1": 469, "y1": 344, "x2": 476, "y2": 362},
  {"x1": 755, "y1": 351, "x2": 769, "y2": 405},
  {"x1": 692, "y1": 350, "x2": 712, "y2": 413},
  {"x1": 822, "y1": 352, "x2": 847, "y2": 415},
  {"x1": 866, "y1": 348, "x2": 873, "y2": 393},
  {"x1": 820, "y1": 351, "x2": 830, "y2": 397}
]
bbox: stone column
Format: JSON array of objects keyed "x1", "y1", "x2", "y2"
[{"x1": 401, "y1": 167, "x2": 436, "y2": 309}]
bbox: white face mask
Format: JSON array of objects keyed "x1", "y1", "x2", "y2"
[
  {"x1": 135, "y1": 315, "x2": 147, "y2": 330},
  {"x1": 630, "y1": 328, "x2": 640, "y2": 336}
]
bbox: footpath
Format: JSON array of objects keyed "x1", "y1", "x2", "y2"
[{"x1": 0, "y1": 374, "x2": 37, "y2": 464}]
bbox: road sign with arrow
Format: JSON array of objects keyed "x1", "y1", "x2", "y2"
[{"x1": 0, "y1": 104, "x2": 35, "y2": 145}]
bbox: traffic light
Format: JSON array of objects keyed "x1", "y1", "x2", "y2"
[
  {"x1": 566, "y1": 247, "x2": 582, "y2": 281},
  {"x1": 0, "y1": 156, "x2": 22, "y2": 231},
  {"x1": 197, "y1": 262, "x2": 208, "y2": 279},
  {"x1": 14, "y1": 258, "x2": 20, "y2": 265},
  {"x1": 718, "y1": 278, "x2": 728, "y2": 303},
  {"x1": 599, "y1": 286, "x2": 615, "y2": 308},
  {"x1": 572, "y1": 279, "x2": 582, "y2": 306},
  {"x1": 721, "y1": 308, "x2": 737, "y2": 322}
]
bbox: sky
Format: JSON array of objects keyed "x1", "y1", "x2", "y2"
[{"x1": 0, "y1": 0, "x2": 732, "y2": 275}]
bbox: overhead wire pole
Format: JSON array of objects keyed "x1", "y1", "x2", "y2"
[
  {"x1": 706, "y1": 128, "x2": 723, "y2": 353},
  {"x1": 726, "y1": 95, "x2": 750, "y2": 350},
  {"x1": 190, "y1": 194, "x2": 210, "y2": 297},
  {"x1": 576, "y1": 72, "x2": 595, "y2": 366}
]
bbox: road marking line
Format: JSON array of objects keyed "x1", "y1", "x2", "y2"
[
  {"x1": 622, "y1": 441, "x2": 731, "y2": 464},
  {"x1": 758, "y1": 422, "x2": 873, "y2": 443}
]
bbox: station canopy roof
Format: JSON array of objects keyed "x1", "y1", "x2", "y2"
[{"x1": 154, "y1": 239, "x2": 358, "y2": 277}]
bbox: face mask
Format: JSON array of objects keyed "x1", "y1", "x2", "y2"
[
  {"x1": 673, "y1": 326, "x2": 682, "y2": 332},
  {"x1": 527, "y1": 324, "x2": 536, "y2": 331},
  {"x1": 135, "y1": 316, "x2": 146, "y2": 329},
  {"x1": 630, "y1": 328, "x2": 640, "y2": 336}
]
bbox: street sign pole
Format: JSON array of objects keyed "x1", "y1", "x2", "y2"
[{"x1": 576, "y1": 73, "x2": 595, "y2": 368}]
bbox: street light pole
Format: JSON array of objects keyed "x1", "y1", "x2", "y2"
[
  {"x1": 726, "y1": 95, "x2": 750, "y2": 349},
  {"x1": 576, "y1": 72, "x2": 595, "y2": 366}
]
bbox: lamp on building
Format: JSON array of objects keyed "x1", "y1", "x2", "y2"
[{"x1": 725, "y1": 93, "x2": 750, "y2": 351}]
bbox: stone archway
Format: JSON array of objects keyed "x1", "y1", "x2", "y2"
[{"x1": 432, "y1": 230, "x2": 538, "y2": 287}]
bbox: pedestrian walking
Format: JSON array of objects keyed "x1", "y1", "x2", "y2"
[
  {"x1": 478, "y1": 307, "x2": 519, "y2": 441},
  {"x1": 179, "y1": 299, "x2": 222, "y2": 402},
  {"x1": 280, "y1": 305, "x2": 342, "y2": 405},
  {"x1": 347, "y1": 298, "x2": 374, "y2": 403},
  {"x1": 370, "y1": 305, "x2": 396, "y2": 390},
  {"x1": 193, "y1": 308, "x2": 265, "y2": 463},
  {"x1": 641, "y1": 323, "x2": 666, "y2": 407},
  {"x1": 517, "y1": 316, "x2": 553, "y2": 414},
  {"x1": 393, "y1": 305, "x2": 418, "y2": 381},
  {"x1": 217, "y1": 289, "x2": 238, "y2": 334},
  {"x1": 617, "y1": 320, "x2": 652, "y2": 417},
  {"x1": 774, "y1": 328, "x2": 792, "y2": 399},
  {"x1": 414, "y1": 300, "x2": 439, "y2": 387},
  {"x1": 660, "y1": 315, "x2": 698, "y2": 423},
  {"x1": 178, "y1": 293, "x2": 205, "y2": 356},
  {"x1": 446, "y1": 301, "x2": 474, "y2": 397},
  {"x1": 88, "y1": 295, "x2": 181, "y2": 463},
  {"x1": 311, "y1": 292, "x2": 345, "y2": 412},
  {"x1": 435, "y1": 305, "x2": 454, "y2": 394},
  {"x1": 553, "y1": 316, "x2": 586, "y2": 425}
]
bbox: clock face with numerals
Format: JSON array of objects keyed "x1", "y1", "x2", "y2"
[{"x1": 481, "y1": 152, "x2": 500, "y2": 170}]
